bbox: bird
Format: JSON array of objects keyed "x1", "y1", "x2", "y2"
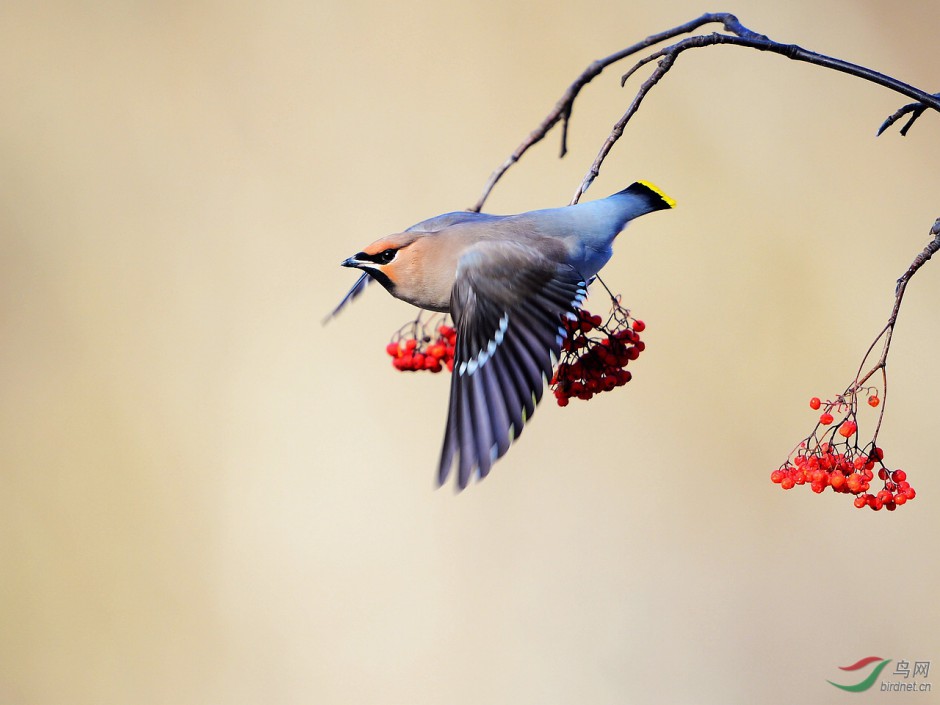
[{"x1": 330, "y1": 181, "x2": 674, "y2": 489}]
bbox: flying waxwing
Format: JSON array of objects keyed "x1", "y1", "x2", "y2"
[{"x1": 330, "y1": 181, "x2": 675, "y2": 489}]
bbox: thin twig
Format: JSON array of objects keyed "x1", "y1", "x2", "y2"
[
  {"x1": 472, "y1": 13, "x2": 940, "y2": 210},
  {"x1": 570, "y1": 52, "x2": 676, "y2": 204},
  {"x1": 839, "y1": 218, "x2": 940, "y2": 443},
  {"x1": 573, "y1": 22, "x2": 940, "y2": 202},
  {"x1": 851, "y1": 217, "x2": 940, "y2": 380},
  {"x1": 593, "y1": 273, "x2": 618, "y2": 303},
  {"x1": 469, "y1": 12, "x2": 742, "y2": 212},
  {"x1": 877, "y1": 92, "x2": 940, "y2": 136}
]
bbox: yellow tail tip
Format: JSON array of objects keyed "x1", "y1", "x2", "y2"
[{"x1": 637, "y1": 180, "x2": 676, "y2": 209}]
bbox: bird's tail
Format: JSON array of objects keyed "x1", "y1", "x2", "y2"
[{"x1": 614, "y1": 181, "x2": 676, "y2": 211}]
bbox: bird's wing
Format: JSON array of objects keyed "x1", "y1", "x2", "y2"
[
  {"x1": 322, "y1": 272, "x2": 373, "y2": 324},
  {"x1": 439, "y1": 240, "x2": 587, "y2": 489},
  {"x1": 406, "y1": 210, "x2": 501, "y2": 233}
]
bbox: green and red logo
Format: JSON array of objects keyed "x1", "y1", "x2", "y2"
[{"x1": 828, "y1": 656, "x2": 892, "y2": 692}]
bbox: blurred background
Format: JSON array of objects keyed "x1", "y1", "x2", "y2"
[{"x1": 1, "y1": 1, "x2": 938, "y2": 703}]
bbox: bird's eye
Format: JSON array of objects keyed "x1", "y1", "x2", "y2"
[{"x1": 377, "y1": 248, "x2": 396, "y2": 264}]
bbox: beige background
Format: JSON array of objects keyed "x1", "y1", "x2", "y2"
[{"x1": 2, "y1": 1, "x2": 938, "y2": 703}]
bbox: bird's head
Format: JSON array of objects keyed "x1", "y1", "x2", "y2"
[{"x1": 342, "y1": 230, "x2": 450, "y2": 309}]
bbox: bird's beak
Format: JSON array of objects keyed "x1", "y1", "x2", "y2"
[{"x1": 341, "y1": 256, "x2": 360, "y2": 268}]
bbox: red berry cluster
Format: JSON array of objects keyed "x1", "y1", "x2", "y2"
[
  {"x1": 386, "y1": 319, "x2": 456, "y2": 373},
  {"x1": 771, "y1": 445, "x2": 915, "y2": 510},
  {"x1": 771, "y1": 393, "x2": 915, "y2": 511},
  {"x1": 551, "y1": 304, "x2": 645, "y2": 406}
]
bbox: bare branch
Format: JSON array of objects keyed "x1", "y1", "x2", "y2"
[
  {"x1": 472, "y1": 13, "x2": 940, "y2": 209},
  {"x1": 569, "y1": 52, "x2": 676, "y2": 204},
  {"x1": 469, "y1": 12, "x2": 744, "y2": 212},
  {"x1": 855, "y1": 219, "x2": 940, "y2": 378},
  {"x1": 838, "y1": 218, "x2": 939, "y2": 444},
  {"x1": 573, "y1": 21, "x2": 940, "y2": 202}
]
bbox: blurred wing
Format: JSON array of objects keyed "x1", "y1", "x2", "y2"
[
  {"x1": 322, "y1": 272, "x2": 372, "y2": 324},
  {"x1": 439, "y1": 241, "x2": 587, "y2": 489}
]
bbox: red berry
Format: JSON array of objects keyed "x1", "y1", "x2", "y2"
[
  {"x1": 819, "y1": 412, "x2": 834, "y2": 425},
  {"x1": 891, "y1": 469, "x2": 906, "y2": 483},
  {"x1": 868, "y1": 395, "x2": 880, "y2": 407},
  {"x1": 771, "y1": 469, "x2": 786, "y2": 484},
  {"x1": 838, "y1": 420, "x2": 857, "y2": 438},
  {"x1": 780, "y1": 477, "x2": 795, "y2": 490},
  {"x1": 809, "y1": 397, "x2": 821, "y2": 410},
  {"x1": 632, "y1": 319, "x2": 646, "y2": 332}
]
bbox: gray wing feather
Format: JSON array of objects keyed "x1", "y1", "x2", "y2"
[
  {"x1": 439, "y1": 241, "x2": 587, "y2": 489},
  {"x1": 406, "y1": 211, "x2": 502, "y2": 233}
]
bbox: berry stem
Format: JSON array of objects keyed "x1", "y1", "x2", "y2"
[
  {"x1": 845, "y1": 218, "x2": 940, "y2": 445},
  {"x1": 594, "y1": 273, "x2": 620, "y2": 306},
  {"x1": 856, "y1": 218, "x2": 940, "y2": 386}
]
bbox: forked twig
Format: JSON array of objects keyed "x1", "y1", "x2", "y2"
[
  {"x1": 856, "y1": 218, "x2": 940, "y2": 388},
  {"x1": 471, "y1": 12, "x2": 940, "y2": 210},
  {"x1": 469, "y1": 12, "x2": 741, "y2": 212},
  {"x1": 878, "y1": 93, "x2": 940, "y2": 136},
  {"x1": 845, "y1": 218, "x2": 940, "y2": 442}
]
